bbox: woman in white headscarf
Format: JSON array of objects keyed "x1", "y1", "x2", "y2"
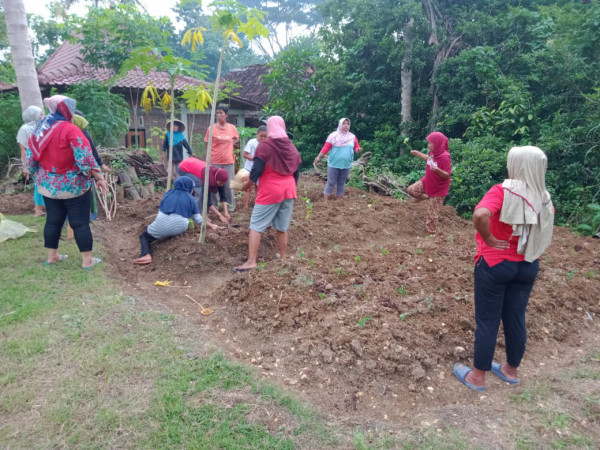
[
  {"x1": 453, "y1": 146, "x2": 554, "y2": 391},
  {"x1": 17, "y1": 105, "x2": 45, "y2": 216},
  {"x1": 314, "y1": 118, "x2": 361, "y2": 200}
]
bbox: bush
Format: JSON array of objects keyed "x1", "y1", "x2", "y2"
[
  {"x1": 65, "y1": 81, "x2": 129, "y2": 147},
  {"x1": 0, "y1": 93, "x2": 24, "y2": 174}
]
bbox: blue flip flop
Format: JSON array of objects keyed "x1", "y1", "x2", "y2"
[
  {"x1": 453, "y1": 363, "x2": 486, "y2": 391},
  {"x1": 83, "y1": 257, "x2": 102, "y2": 271},
  {"x1": 45, "y1": 254, "x2": 68, "y2": 266},
  {"x1": 491, "y1": 362, "x2": 520, "y2": 384}
]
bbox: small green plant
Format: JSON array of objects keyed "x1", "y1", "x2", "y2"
[
  {"x1": 425, "y1": 297, "x2": 433, "y2": 310},
  {"x1": 399, "y1": 312, "x2": 409, "y2": 321},
  {"x1": 415, "y1": 248, "x2": 424, "y2": 254},
  {"x1": 188, "y1": 218, "x2": 195, "y2": 229},
  {"x1": 397, "y1": 285, "x2": 406, "y2": 296},
  {"x1": 565, "y1": 270, "x2": 577, "y2": 282},
  {"x1": 380, "y1": 246, "x2": 389, "y2": 256},
  {"x1": 318, "y1": 292, "x2": 326, "y2": 300},
  {"x1": 307, "y1": 258, "x2": 316, "y2": 268},
  {"x1": 354, "y1": 255, "x2": 361, "y2": 262},
  {"x1": 356, "y1": 317, "x2": 371, "y2": 329},
  {"x1": 139, "y1": 175, "x2": 150, "y2": 186},
  {"x1": 297, "y1": 275, "x2": 313, "y2": 286},
  {"x1": 585, "y1": 270, "x2": 598, "y2": 278},
  {"x1": 333, "y1": 244, "x2": 340, "y2": 252},
  {"x1": 297, "y1": 247, "x2": 305, "y2": 259},
  {"x1": 334, "y1": 267, "x2": 347, "y2": 277},
  {"x1": 257, "y1": 262, "x2": 267, "y2": 271}
]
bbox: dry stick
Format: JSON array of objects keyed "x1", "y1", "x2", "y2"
[
  {"x1": 185, "y1": 294, "x2": 207, "y2": 309},
  {"x1": 185, "y1": 294, "x2": 213, "y2": 316}
]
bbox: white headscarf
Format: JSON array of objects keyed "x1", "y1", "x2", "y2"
[
  {"x1": 16, "y1": 105, "x2": 43, "y2": 147},
  {"x1": 326, "y1": 118, "x2": 355, "y2": 148},
  {"x1": 500, "y1": 146, "x2": 554, "y2": 262}
]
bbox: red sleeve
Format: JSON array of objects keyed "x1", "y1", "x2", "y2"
[
  {"x1": 320, "y1": 142, "x2": 332, "y2": 155},
  {"x1": 475, "y1": 184, "x2": 504, "y2": 215},
  {"x1": 354, "y1": 136, "x2": 361, "y2": 151},
  {"x1": 204, "y1": 125, "x2": 210, "y2": 143},
  {"x1": 437, "y1": 154, "x2": 451, "y2": 173}
]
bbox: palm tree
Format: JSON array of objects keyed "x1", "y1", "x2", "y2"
[{"x1": 3, "y1": 0, "x2": 43, "y2": 110}]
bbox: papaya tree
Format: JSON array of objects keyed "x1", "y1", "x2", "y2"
[
  {"x1": 181, "y1": 0, "x2": 268, "y2": 243},
  {"x1": 121, "y1": 46, "x2": 211, "y2": 191}
]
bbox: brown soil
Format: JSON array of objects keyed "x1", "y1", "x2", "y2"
[{"x1": 3, "y1": 175, "x2": 599, "y2": 440}]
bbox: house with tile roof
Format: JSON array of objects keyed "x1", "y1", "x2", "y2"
[{"x1": 1, "y1": 39, "x2": 270, "y2": 150}]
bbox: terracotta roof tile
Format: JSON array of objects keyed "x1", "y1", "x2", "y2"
[
  {"x1": 38, "y1": 40, "x2": 204, "y2": 92},
  {"x1": 223, "y1": 64, "x2": 270, "y2": 106}
]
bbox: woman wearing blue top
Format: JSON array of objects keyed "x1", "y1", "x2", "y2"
[
  {"x1": 133, "y1": 176, "x2": 222, "y2": 265},
  {"x1": 314, "y1": 118, "x2": 362, "y2": 200},
  {"x1": 161, "y1": 119, "x2": 193, "y2": 174}
]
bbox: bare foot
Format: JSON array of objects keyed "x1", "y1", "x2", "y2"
[
  {"x1": 233, "y1": 262, "x2": 257, "y2": 272},
  {"x1": 134, "y1": 255, "x2": 152, "y2": 265}
]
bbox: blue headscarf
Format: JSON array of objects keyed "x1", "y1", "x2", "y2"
[
  {"x1": 165, "y1": 131, "x2": 186, "y2": 146},
  {"x1": 158, "y1": 176, "x2": 199, "y2": 218}
]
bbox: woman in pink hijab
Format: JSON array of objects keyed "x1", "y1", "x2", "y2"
[
  {"x1": 407, "y1": 131, "x2": 452, "y2": 234},
  {"x1": 234, "y1": 116, "x2": 302, "y2": 272}
]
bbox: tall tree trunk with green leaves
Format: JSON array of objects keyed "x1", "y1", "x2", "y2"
[{"x1": 4, "y1": 0, "x2": 43, "y2": 111}]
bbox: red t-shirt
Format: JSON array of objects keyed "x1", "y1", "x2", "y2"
[
  {"x1": 178, "y1": 157, "x2": 206, "y2": 179},
  {"x1": 474, "y1": 184, "x2": 525, "y2": 267},
  {"x1": 204, "y1": 123, "x2": 239, "y2": 165},
  {"x1": 255, "y1": 163, "x2": 297, "y2": 205},
  {"x1": 421, "y1": 153, "x2": 451, "y2": 197}
]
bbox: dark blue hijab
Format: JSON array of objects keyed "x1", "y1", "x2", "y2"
[{"x1": 159, "y1": 176, "x2": 199, "y2": 218}]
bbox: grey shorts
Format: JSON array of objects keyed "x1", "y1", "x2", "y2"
[{"x1": 250, "y1": 199, "x2": 294, "y2": 233}]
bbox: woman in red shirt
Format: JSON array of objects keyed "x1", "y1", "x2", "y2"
[
  {"x1": 234, "y1": 116, "x2": 302, "y2": 272},
  {"x1": 454, "y1": 146, "x2": 554, "y2": 391},
  {"x1": 407, "y1": 131, "x2": 452, "y2": 234}
]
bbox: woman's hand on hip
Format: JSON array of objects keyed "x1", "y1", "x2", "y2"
[{"x1": 482, "y1": 234, "x2": 510, "y2": 250}]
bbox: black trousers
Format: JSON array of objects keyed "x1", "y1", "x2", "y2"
[
  {"x1": 473, "y1": 257, "x2": 540, "y2": 371},
  {"x1": 139, "y1": 230, "x2": 158, "y2": 257},
  {"x1": 43, "y1": 189, "x2": 93, "y2": 252}
]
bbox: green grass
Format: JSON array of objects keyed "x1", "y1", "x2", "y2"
[{"x1": 0, "y1": 215, "x2": 340, "y2": 448}]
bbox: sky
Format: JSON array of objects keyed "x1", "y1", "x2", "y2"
[{"x1": 22, "y1": 0, "x2": 180, "y2": 24}]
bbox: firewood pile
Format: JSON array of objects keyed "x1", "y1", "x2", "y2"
[{"x1": 313, "y1": 151, "x2": 408, "y2": 197}]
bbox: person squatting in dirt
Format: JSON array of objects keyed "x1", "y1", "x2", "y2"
[
  {"x1": 313, "y1": 118, "x2": 362, "y2": 201},
  {"x1": 453, "y1": 146, "x2": 554, "y2": 391},
  {"x1": 133, "y1": 176, "x2": 223, "y2": 265},
  {"x1": 407, "y1": 131, "x2": 452, "y2": 235},
  {"x1": 177, "y1": 156, "x2": 231, "y2": 224},
  {"x1": 233, "y1": 116, "x2": 302, "y2": 272}
]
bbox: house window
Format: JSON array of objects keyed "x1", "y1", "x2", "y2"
[
  {"x1": 138, "y1": 116, "x2": 144, "y2": 127},
  {"x1": 126, "y1": 130, "x2": 146, "y2": 148}
]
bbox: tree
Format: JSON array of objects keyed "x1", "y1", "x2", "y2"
[
  {"x1": 181, "y1": 0, "x2": 268, "y2": 243},
  {"x1": 237, "y1": 0, "x2": 324, "y2": 58},
  {"x1": 3, "y1": 0, "x2": 43, "y2": 111}
]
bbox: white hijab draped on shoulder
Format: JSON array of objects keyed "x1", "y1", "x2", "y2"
[{"x1": 500, "y1": 146, "x2": 554, "y2": 262}]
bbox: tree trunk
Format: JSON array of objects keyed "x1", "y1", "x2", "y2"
[
  {"x1": 166, "y1": 81, "x2": 176, "y2": 191},
  {"x1": 400, "y1": 18, "x2": 414, "y2": 141},
  {"x1": 199, "y1": 38, "x2": 228, "y2": 244},
  {"x1": 4, "y1": 0, "x2": 43, "y2": 111}
]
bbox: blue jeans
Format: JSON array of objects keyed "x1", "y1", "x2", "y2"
[
  {"x1": 324, "y1": 166, "x2": 351, "y2": 196},
  {"x1": 473, "y1": 257, "x2": 540, "y2": 371}
]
